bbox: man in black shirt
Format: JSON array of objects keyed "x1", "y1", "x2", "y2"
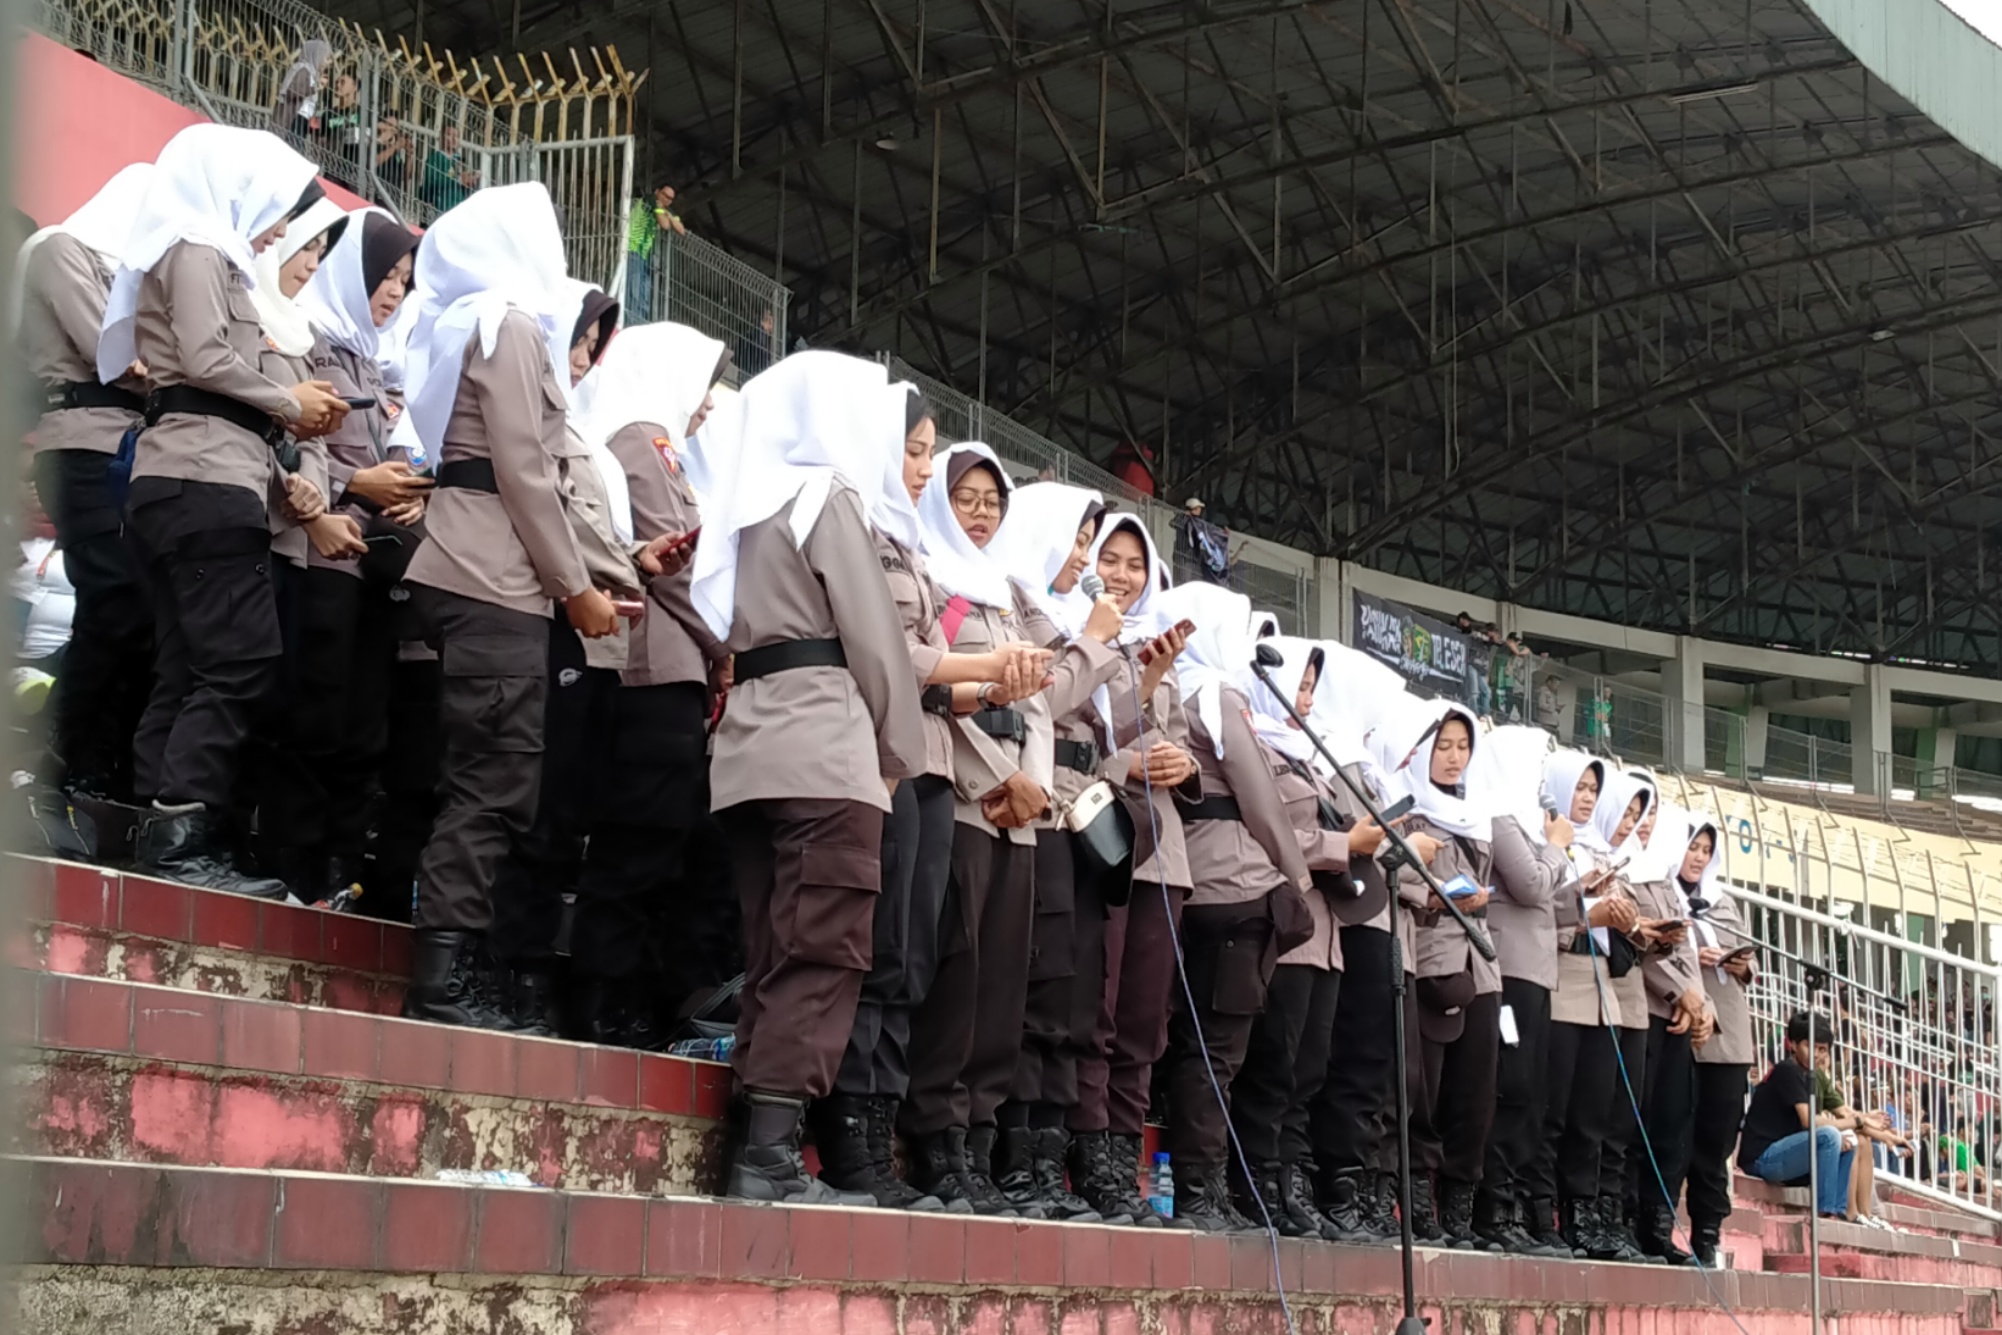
[{"x1": 1737, "y1": 1012, "x2": 1855, "y2": 1219}]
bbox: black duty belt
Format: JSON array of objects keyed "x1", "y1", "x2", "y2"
[
  {"x1": 970, "y1": 706, "x2": 1025, "y2": 743},
  {"x1": 436, "y1": 458, "x2": 499, "y2": 493},
  {"x1": 1055, "y1": 739, "x2": 1101, "y2": 774},
  {"x1": 921, "y1": 684, "x2": 954, "y2": 717},
  {"x1": 1182, "y1": 795, "x2": 1243, "y2": 823},
  {"x1": 145, "y1": 385, "x2": 285, "y2": 448},
  {"x1": 735, "y1": 638, "x2": 847, "y2": 683},
  {"x1": 49, "y1": 381, "x2": 143, "y2": 413}
]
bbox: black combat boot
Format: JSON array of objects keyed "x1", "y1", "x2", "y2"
[
  {"x1": 726, "y1": 1091, "x2": 872, "y2": 1204},
  {"x1": 402, "y1": 929, "x2": 515, "y2": 1030},
  {"x1": 135, "y1": 802, "x2": 293, "y2": 900}
]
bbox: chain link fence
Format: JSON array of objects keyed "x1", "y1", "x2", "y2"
[{"x1": 632, "y1": 233, "x2": 790, "y2": 383}]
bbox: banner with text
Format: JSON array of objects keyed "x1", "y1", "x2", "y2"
[{"x1": 1351, "y1": 590, "x2": 1483, "y2": 703}]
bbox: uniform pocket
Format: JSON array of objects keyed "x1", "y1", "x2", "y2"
[
  {"x1": 778, "y1": 838, "x2": 882, "y2": 970},
  {"x1": 1211, "y1": 920, "x2": 1275, "y2": 1016},
  {"x1": 171, "y1": 545, "x2": 282, "y2": 666}
]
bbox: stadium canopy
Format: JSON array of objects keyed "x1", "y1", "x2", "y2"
[{"x1": 337, "y1": 0, "x2": 2002, "y2": 673}]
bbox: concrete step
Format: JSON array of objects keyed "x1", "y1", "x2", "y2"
[
  {"x1": 16, "y1": 972, "x2": 732, "y2": 1194},
  {"x1": 7, "y1": 853, "x2": 410, "y2": 1015},
  {"x1": 12, "y1": 1154, "x2": 1976, "y2": 1335},
  {"x1": 1763, "y1": 1216, "x2": 2002, "y2": 1287}
]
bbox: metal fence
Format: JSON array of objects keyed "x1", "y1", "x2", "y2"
[
  {"x1": 1730, "y1": 881, "x2": 2002, "y2": 1223},
  {"x1": 632, "y1": 233, "x2": 790, "y2": 382}
]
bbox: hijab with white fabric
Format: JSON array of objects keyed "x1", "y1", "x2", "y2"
[
  {"x1": 1251, "y1": 610, "x2": 1280, "y2": 640},
  {"x1": 547, "y1": 281, "x2": 635, "y2": 545},
  {"x1": 98, "y1": 125, "x2": 318, "y2": 382},
  {"x1": 1305, "y1": 639, "x2": 1407, "y2": 773},
  {"x1": 1543, "y1": 749, "x2": 1608, "y2": 856},
  {"x1": 1680, "y1": 810, "x2": 1729, "y2": 947},
  {"x1": 576, "y1": 321, "x2": 728, "y2": 452},
  {"x1": 1475, "y1": 724, "x2": 1557, "y2": 844},
  {"x1": 1626, "y1": 789, "x2": 1683, "y2": 885},
  {"x1": 1241, "y1": 633, "x2": 1321, "y2": 763},
  {"x1": 10, "y1": 163, "x2": 154, "y2": 335},
  {"x1": 300, "y1": 207, "x2": 410, "y2": 359},
  {"x1": 389, "y1": 181, "x2": 571, "y2": 467},
  {"x1": 1084, "y1": 511, "x2": 1169, "y2": 643},
  {"x1": 687, "y1": 350, "x2": 917, "y2": 641},
  {"x1": 915, "y1": 442, "x2": 1017, "y2": 608},
  {"x1": 1147, "y1": 582, "x2": 1256, "y2": 758},
  {"x1": 249, "y1": 195, "x2": 347, "y2": 357},
  {"x1": 1590, "y1": 769, "x2": 1655, "y2": 866},
  {"x1": 987, "y1": 481, "x2": 1103, "y2": 638},
  {"x1": 1367, "y1": 694, "x2": 1491, "y2": 840}
]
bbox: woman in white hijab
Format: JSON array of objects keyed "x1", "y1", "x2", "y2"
[
  {"x1": 973, "y1": 480, "x2": 1142, "y2": 1222},
  {"x1": 1229, "y1": 635, "x2": 1396, "y2": 1241},
  {"x1": 111, "y1": 124, "x2": 350, "y2": 903},
  {"x1": 1368, "y1": 693, "x2": 1560, "y2": 1251},
  {"x1": 16, "y1": 163, "x2": 156, "y2": 810},
  {"x1": 1679, "y1": 810, "x2": 1757, "y2": 1265},
  {"x1": 565, "y1": 321, "x2": 736, "y2": 1051},
  {"x1": 395, "y1": 183, "x2": 640, "y2": 1033},
  {"x1": 691, "y1": 350, "x2": 926, "y2": 1207},
  {"x1": 263, "y1": 206, "x2": 423, "y2": 909},
  {"x1": 1619, "y1": 789, "x2": 1712, "y2": 1265},
  {"x1": 899, "y1": 439, "x2": 1067, "y2": 1216},
  {"x1": 1055, "y1": 509, "x2": 1195, "y2": 1227},
  {"x1": 1137, "y1": 581, "x2": 1312, "y2": 1233}
]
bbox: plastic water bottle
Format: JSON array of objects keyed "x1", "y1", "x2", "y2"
[
  {"x1": 1148, "y1": 1151, "x2": 1175, "y2": 1219},
  {"x1": 667, "y1": 1034, "x2": 736, "y2": 1062}
]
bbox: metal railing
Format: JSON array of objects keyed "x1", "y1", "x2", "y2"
[
  {"x1": 1729, "y1": 881, "x2": 2002, "y2": 1222},
  {"x1": 632, "y1": 231, "x2": 790, "y2": 382}
]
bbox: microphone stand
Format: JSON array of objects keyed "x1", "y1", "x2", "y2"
[{"x1": 1249, "y1": 645, "x2": 1485, "y2": 1335}]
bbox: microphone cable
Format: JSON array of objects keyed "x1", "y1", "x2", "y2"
[{"x1": 1119, "y1": 647, "x2": 1298, "y2": 1335}]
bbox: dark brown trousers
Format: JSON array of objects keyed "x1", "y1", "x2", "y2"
[
  {"x1": 723, "y1": 796, "x2": 884, "y2": 1098},
  {"x1": 1074, "y1": 876, "x2": 1186, "y2": 1136},
  {"x1": 1164, "y1": 896, "x2": 1278, "y2": 1170},
  {"x1": 902, "y1": 824, "x2": 1033, "y2": 1134}
]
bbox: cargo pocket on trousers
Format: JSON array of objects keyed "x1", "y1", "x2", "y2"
[
  {"x1": 779, "y1": 839, "x2": 883, "y2": 970},
  {"x1": 1210, "y1": 921, "x2": 1276, "y2": 1016},
  {"x1": 1027, "y1": 869, "x2": 1077, "y2": 982},
  {"x1": 441, "y1": 635, "x2": 546, "y2": 753}
]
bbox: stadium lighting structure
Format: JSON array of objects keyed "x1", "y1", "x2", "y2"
[{"x1": 1666, "y1": 81, "x2": 1760, "y2": 104}]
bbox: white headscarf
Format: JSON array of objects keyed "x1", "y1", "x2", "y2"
[
  {"x1": 250, "y1": 195, "x2": 346, "y2": 357},
  {"x1": 548, "y1": 280, "x2": 634, "y2": 545},
  {"x1": 1367, "y1": 695, "x2": 1491, "y2": 840},
  {"x1": 987, "y1": 481, "x2": 1104, "y2": 637},
  {"x1": 1084, "y1": 512, "x2": 1169, "y2": 644},
  {"x1": 687, "y1": 350, "x2": 916, "y2": 641},
  {"x1": 1626, "y1": 786, "x2": 1681, "y2": 885},
  {"x1": 1241, "y1": 634, "x2": 1321, "y2": 763},
  {"x1": 1148, "y1": 582, "x2": 1257, "y2": 757},
  {"x1": 1251, "y1": 610, "x2": 1281, "y2": 640},
  {"x1": 1680, "y1": 811, "x2": 1728, "y2": 947},
  {"x1": 389, "y1": 181, "x2": 570, "y2": 467},
  {"x1": 1543, "y1": 750, "x2": 1609, "y2": 854},
  {"x1": 1591, "y1": 769, "x2": 1655, "y2": 867},
  {"x1": 577, "y1": 321, "x2": 728, "y2": 453},
  {"x1": 98, "y1": 125, "x2": 317, "y2": 382},
  {"x1": 376, "y1": 291, "x2": 416, "y2": 391},
  {"x1": 1476, "y1": 724, "x2": 1557, "y2": 844},
  {"x1": 1305, "y1": 639, "x2": 1407, "y2": 773},
  {"x1": 916, "y1": 442, "x2": 1018, "y2": 608},
  {"x1": 301, "y1": 206, "x2": 398, "y2": 358},
  {"x1": 10, "y1": 163, "x2": 154, "y2": 336}
]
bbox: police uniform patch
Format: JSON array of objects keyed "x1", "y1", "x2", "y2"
[{"x1": 654, "y1": 436, "x2": 681, "y2": 475}]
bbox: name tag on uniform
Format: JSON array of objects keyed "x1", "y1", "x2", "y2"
[{"x1": 880, "y1": 554, "x2": 910, "y2": 575}]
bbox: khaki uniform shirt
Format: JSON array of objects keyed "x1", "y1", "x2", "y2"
[
  {"x1": 1271, "y1": 755, "x2": 1352, "y2": 972},
  {"x1": 1409, "y1": 819, "x2": 1503, "y2": 997},
  {"x1": 1694, "y1": 891, "x2": 1757, "y2": 1066},
  {"x1": 944, "y1": 585, "x2": 1056, "y2": 847},
  {"x1": 23, "y1": 232, "x2": 142, "y2": 456},
  {"x1": 607, "y1": 422, "x2": 721, "y2": 690},
  {"x1": 1181, "y1": 686, "x2": 1309, "y2": 909}
]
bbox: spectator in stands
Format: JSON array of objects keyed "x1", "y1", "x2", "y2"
[
  {"x1": 316, "y1": 72, "x2": 367, "y2": 188},
  {"x1": 372, "y1": 115, "x2": 412, "y2": 201},
  {"x1": 1739, "y1": 1012, "x2": 1855, "y2": 1220},
  {"x1": 734, "y1": 306, "x2": 777, "y2": 378},
  {"x1": 1173, "y1": 496, "x2": 1230, "y2": 586},
  {"x1": 97, "y1": 125, "x2": 350, "y2": 897},
  {"x1": 16, "y1": 164, "x2": 156, "y2": 811},
  {"x1": 272, "y1": 39, "x2": 332, "y2": 144},
  {"x1": 421, "y1": 124, "x2": 479, "y2": 215},
  {"x1": 1534, "y1": 675, "x2": 1561, "y2": 734},
  {"x1": 622, "y1": 183, "x2": 686, "y2": 321},
  {"x1": 687, "y1": 352, "x2": 924, "y2": 1204}
]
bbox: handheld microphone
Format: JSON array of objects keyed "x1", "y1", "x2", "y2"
[
  {"x1": 1080, "y1": 571, "x2": 1107, "y2": 600},
  {"x1": 1540, "y1": 793, "x2": 1560, "y2": 818}
]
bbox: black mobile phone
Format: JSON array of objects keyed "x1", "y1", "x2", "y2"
[{"x1": 340, "y1": 396, "x2": 378, "y2": 410}]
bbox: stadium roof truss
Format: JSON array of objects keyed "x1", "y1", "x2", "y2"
[{"x1": 341, "y1": 0, "x2": 2002, "y2": 672}]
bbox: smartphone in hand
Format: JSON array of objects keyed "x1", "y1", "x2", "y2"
[
  {"x1": 612, "y1": 598, "x2": 646, "y2": 619},
  {"x1": 340, "y1": 396, "x2": 378, "y2": 411}
]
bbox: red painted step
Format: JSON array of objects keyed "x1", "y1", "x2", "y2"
[
  {"x1": 7, "y1": 854, "x2": 411, "y2": 1015},
  {"x1": 18, "y1": 973, "x2": 734, "y2": 1193},
  {"x1": 13, "y1": 1153, "x2": 1975, "y2": 1335}
]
